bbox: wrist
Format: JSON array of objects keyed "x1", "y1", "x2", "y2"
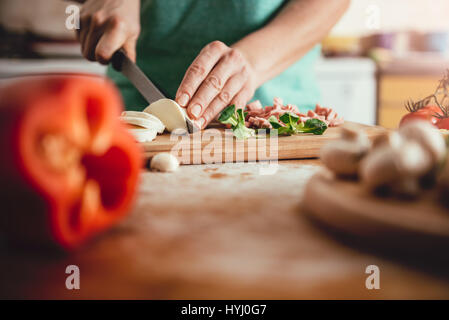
[{"x1": 231, "y1": 30, "x2": 274, "y2": 89}]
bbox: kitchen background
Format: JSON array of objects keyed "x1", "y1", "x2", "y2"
[{"x1": 0, "y1": 0, "x2": 448, "y2": 128}]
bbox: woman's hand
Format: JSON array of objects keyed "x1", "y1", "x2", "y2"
[
  {"x1": 77, "y1": 0, "x2": 140, "y2": 64},
  {"x1": 176, "y1": 41, "x2": 257, "y2": 129}
]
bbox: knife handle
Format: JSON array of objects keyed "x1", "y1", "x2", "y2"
[{"x1": 111, "y1": 48, "x2": 127, "y2": 72}]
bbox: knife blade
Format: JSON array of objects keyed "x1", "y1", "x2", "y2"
[{"x1": 111, "y1": 49, "x2": 197, "y2": 133}]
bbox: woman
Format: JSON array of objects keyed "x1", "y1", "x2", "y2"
[{"x1": 76, "y1": 0, "x2": 349, "y2": 129}]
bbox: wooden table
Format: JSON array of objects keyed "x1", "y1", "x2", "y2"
[{"x1": 1, "y1": 159, "x2": 449, "y2": 299}]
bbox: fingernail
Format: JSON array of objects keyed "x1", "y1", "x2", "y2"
[
  {"x1": 191, "y1": 104, "x2": 202, "y2": 118},
  {"x1": 197, "y1": 118, "x2": 205, "y2": 129},
  {"x1": 178, "y1": 93, "x2": 189, "y2": 107}
]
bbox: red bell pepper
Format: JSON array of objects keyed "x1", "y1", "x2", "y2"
[{"x1": 0, "y1": 75, "x2": 143, "y2": 249}]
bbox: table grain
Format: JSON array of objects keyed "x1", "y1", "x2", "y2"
[{"x1": 1, "y1": 160, "x2": 448, "y2": 299}]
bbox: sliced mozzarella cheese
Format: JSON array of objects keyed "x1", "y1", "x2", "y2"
[
  {"x1": 144, "y1": 99, "x2": 188, "y2": 132},
  {"x1": 120, "y1": 116, "x2": 165, "y2": 134},
  {"x1": 121, "y1": 111, "x2": 165, "y2": 128},
  {"x1": 120, "y1": 111, "x2": 165, "y2": 133},
  {"x1": 128, "y1": 128, "x2": 158, "y2": 143}
]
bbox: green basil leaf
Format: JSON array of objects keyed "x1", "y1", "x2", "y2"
[
  {"x1": 236, "y1": 108, "x2": 246, "y2": 125},
  {"x1": 279, "y1": 113, "x2": 291, "y2": 125},
  {"x1": 295, "y1": 118, "x2": 328, "y2": 135},
  {"x1": 268, "y1": 116, "x2": 283, "y2": 129},
  {"x1": 233, "y1": 123, "x2": 255, "y2": 140},
  {"x1": 218, "y1": 105, "x2": 238, "y2": 127}
]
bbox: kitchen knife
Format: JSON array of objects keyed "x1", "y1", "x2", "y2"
[{"x1": 111, "y1": 49, "x2": 197, "y2": 133}]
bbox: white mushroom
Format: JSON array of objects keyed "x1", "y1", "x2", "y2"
[
  {"x1": 150, "y1": 152, "x2": 180, "y2": 172},
  {"x1": 320, "y1": 126, "x2": 371, "y2": 176},
  {"x1": 360, "y1": 140, "x2": 433, "y2": 196},
  {"x1": 392, "y1": 177, "x2": 421, "y2": 198},
  {"x1": 371, "y1": 131, "x2": 404, "y2": 150},
  {"x1": 398, "y1": 120, "x2": 446, "y2": 164}
]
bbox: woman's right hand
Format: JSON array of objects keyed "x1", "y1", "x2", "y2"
[{"x1": 77, "y1": 0, "x2": 141, "y2": 64}]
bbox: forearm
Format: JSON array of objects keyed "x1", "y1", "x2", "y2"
[{"x1": 233, "y1": 0, "x2": 350, "y2": 88}]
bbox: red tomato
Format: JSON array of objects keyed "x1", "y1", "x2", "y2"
[
  {"x1": 399, "y1": 105, "x2": 441, "y2": 127},
  {"x1": 437, "y1": 117, "x2": 449, "y2": 130}
]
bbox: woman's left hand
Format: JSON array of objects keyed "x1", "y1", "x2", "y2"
[{"x1": 175, "y1": 41, "x2": 256, "y2": 129}]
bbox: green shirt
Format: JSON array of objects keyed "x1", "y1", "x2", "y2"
[{"x1": 107, "y1": 0, "x2": 321, "y2": 113}]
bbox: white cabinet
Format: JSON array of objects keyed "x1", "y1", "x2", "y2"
[{"x1": 315, "y1": 58, "x2": 377, "y2": 125}]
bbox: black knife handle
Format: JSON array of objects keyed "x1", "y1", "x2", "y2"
[{"x1": 111, "y1": 48, "x2": 127, "y2": 72}]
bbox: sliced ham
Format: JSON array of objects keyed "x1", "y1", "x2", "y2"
[
  {"x1": 313, "y1": 104, "x2": 345, "y2": 127},
  {"x1": 247, "y1": 116, "x2": 272, "y2": 129},
  {"x1": 244, "y1": 98, "x2": 343, "y2": 129},
  {"x1": 247, "y1": 100, "x2": 263, "y2": 111}
]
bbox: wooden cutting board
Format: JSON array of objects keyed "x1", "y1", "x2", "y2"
[
  {"x1": 302, "y1": 170, "x2": 449, "y2": 255},
  {"x1": 142, "y1": 122, "x2": 386, "y2": 164}
]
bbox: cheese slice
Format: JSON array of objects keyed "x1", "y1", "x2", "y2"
[
  {"x1": 120, "y1": 111, "x2": 165, "y2": 133},
  {"x1": 128, "y1": 128, "x2": 158, "y2": 143},
  {"x1": 120, "y1": 116, "x2": 165, "y2": 134},
  {"x1": 144, "y1": 99, "x2": 188, "y2": 132}
]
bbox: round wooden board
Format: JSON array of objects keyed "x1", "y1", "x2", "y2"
[{"x1": 302, "y1": 170, "x2": 449, "y2": 255}]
